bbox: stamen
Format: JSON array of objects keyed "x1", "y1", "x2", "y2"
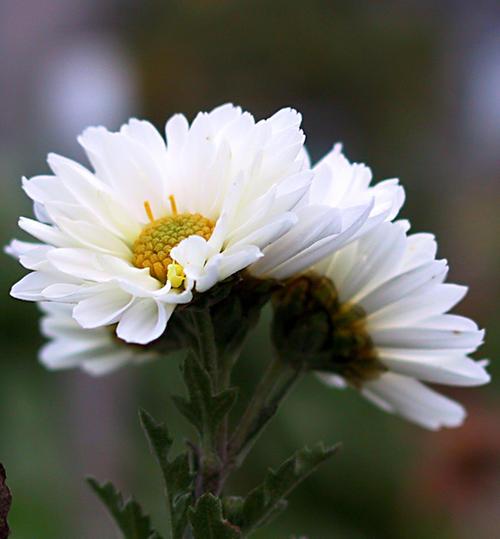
[
  {"x1": 169, "y1": 194, "x2": 178, "y2": 216},
  {"x1": 144, "y1": 201, "x2": 154, "y2": 223}
]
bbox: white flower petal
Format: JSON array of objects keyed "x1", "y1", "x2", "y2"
[
  {"x1": 53, "y1": 216, "x2": 131, "y2": 257},
  {"x1": 48, "y1": 248, "x2": 112, "y2": 281},
  {"x1": 358, "y1": 260, "x2": 448, "y2": 314},
  {"x1": 216, "y1": 245, "x2": 263, "y2": 282},
  {"x1": 18, "y1": 245, "x2": 55, "y2": 271},
  {"x1": 371, "y1": 326, "x2": 484, "y2": 350},
  {"x1": 33, "y1": 201, "x2": 52, "y2": 224},
  {"x1": 250, "y1": 205, "x2": 342, "y2": 277},
  {"x1": 171, "y1": 235, "x2": 211, "y2": 281},
  {"x1": 11, "y1": 272, "x2": 60, "y2": 301},
  {"x1": 165, "y1": 113, "x2": 189, "y2": 153},
  {"x1": 40, "y1": 339, "x2": 100, "y2": 370},
  {"x1": 379, "y1": 351, "x2": 490, "y2": 386},
  {"x1": 116, "y1": 299, "x2": 175, "y2": 344},
  {"x1": 47, "y1": 153, "x2": 141, "y2": 241},
  {"x1": 229, "y1": 212, "x2": 297, "y2": 251},
  {"x1": 5, "y1": 239, "x2": 43, "y2": 260},
  {"x1": 366, "y1": 284, "x2": 468, "y2": 329},
  {"x1": 78, "y1": 125, "x2": 165, "y2": 221},
  {"x1": 73, "y1": 289, "x2": 134, "y2": 328},
  {"x1": 38, "y1": 301, "x2": 157, "y2": 375},
  {"x1": 196, "y1": 245, "x2": 263, "y2": 293},
  {"x1": 362, "y1": 373, "x2": 466, "y2": 430},
  {"x1": 19, "y1": 217, "x2": 72, "y2": 247}
]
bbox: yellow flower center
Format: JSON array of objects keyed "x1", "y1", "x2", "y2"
[{"x1": 131, "y1": 197, "x2": 215, "y2": 286}]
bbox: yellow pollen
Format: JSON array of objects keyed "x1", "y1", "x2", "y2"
[{"x1": 132, "y1": 200, "x2": 215, "y2": 285}]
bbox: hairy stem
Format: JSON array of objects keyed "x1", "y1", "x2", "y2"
[
  {"x1": 191, "y1": 308, "x2": 219, "y2": 389},
  {"x1": 228, "y1": 354, "x2": 303, "y2": 469}
]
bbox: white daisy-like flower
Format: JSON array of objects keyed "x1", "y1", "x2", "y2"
[
  {"x1": 312, "y1": 220, "x2": 489, "y2": 430},
  {"x1": 10, "y1": 104, "x2": 318, "y2": 344},
  {"x1": 249, "y1": 143, "x2": 405, "y2": 280},
  {"x1": 38, "y1": 302, "x2": 157, "y2": 375}
]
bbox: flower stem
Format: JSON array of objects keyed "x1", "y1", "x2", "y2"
[
  {"x1": 192, "y1": 307, "x2": 227, "y2": 497},
  {"x1": 228, "y1": 354, "x2": 303, "y2": 469},
  {"x1": 191, "y1": 308, "x2": 219, "y2": 389}
]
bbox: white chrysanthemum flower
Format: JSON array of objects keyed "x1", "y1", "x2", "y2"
[
  {"x1": 249, "y1": 143, "x2": 405, "y2": 279},
  {"x1": 314, "y1": 220, "x2": 489, "y2": 430},
  {"x1": 10, "y1": 104, "x2": 316, "y2": 344},
  {"x1": 39, "y1": 302, "x2": 157, "y2": 375}
]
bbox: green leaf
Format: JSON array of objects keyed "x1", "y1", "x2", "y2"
[
  {"x1": 87, "y1": 478, "x2": 162, "y2": 539},
  {"x1": 240, "y1": 442, "x2": 339, "y2": 535},
  {"x1": 173, "y1": 353, "x2": 237, "y2": 445},
  {"x1": 139, "y1": 409, "x2": 194, "y2": 539},
  {"x1": 189, "y1": 493, "x2": 241, "y2": 539}
]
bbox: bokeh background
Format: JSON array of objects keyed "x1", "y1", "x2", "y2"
[{"x1": 1, "y1": 1, "x2": 499, "y2": 537}]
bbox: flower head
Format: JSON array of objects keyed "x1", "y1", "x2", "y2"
[
  {"x1": 9, "y1": 104, "x2": 312, "y2": 344},
  {"x1": 273, "y1": 220, "x2": 489, "y2": 429}
]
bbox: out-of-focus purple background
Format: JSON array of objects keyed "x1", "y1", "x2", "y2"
[{"x1": 1, "y1": 1, "x2": 499, "y2": 537}]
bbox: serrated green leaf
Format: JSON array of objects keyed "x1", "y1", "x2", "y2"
[
  {"x1": 87, "y1": 478, "x2": 162, "y2": 539},
  {"x1": 173, "y1": 353, "x2": 237, "y2": 445},
  {"x1": 171, "y1": 395, "x2": 202, "y2": 431},
  {"x1": 139, "y1": 409, "x2": 173, "y2": 473},
  {"x1": 139, "y1": 409, "x2": 194, "y2": 539},
  {"x1": 189, "y1": 493, "x2": 241, "y2": 539},
  {"x1": 240, "y1": 442, "x2": 339, "y2": 535}
]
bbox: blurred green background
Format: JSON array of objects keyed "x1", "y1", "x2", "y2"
[{"x1": 1, "y1": 1, "x2": 499, "y2": 537}]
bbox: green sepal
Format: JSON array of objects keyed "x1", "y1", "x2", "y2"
[
  {"x1": 86, "y1": 478, "x2": 162, "y2": 539},
  {"x1": 271, "y1": 274, "x2": 386, "y2": 387},
  {"x1": 139, "y1": 409, "x2": 194, "y2": 539},
  {"x1": 238, "y1": 442, "x2": 339, "y2": 535},
  {"x1": 188, "y1": 493, "x2": 241, "y2": 538},
  {"x1": 173, "y1": 353, "x2": 238, "y2": 444}
]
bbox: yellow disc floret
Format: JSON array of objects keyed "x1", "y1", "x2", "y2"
[{"x1": 132, "y1": 203, "x2": 214, "y2": 286}]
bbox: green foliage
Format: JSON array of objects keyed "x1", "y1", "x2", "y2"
[
  {"x1": 189, "y1": 493, "x2": 241, "y2": 539},
  {"x1": 172, "y1": 353, "x2": 237, "y2": 445},
  {"x1": 231, "y1": 442, "x2": 339, "y2": 535},
  {"x1": 89, "y1": 301, "x2": 340, "y2": 539},
  {"x1": 87, "y1": 478, "x2": 161, "y2": 539},
  {"x1": 139, "y1": 409, "x2": 194, "y2": 539}
]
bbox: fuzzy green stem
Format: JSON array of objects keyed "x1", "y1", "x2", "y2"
[
  {"x1": 188, "y1": 308, "x2": 222, "y2": 497},
  {"x1": 228, "y1": 354, "x2": 303, "y2": 468},
  {"x1": 191, "y1": 308, "x2": 219, "y2": 389}
]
